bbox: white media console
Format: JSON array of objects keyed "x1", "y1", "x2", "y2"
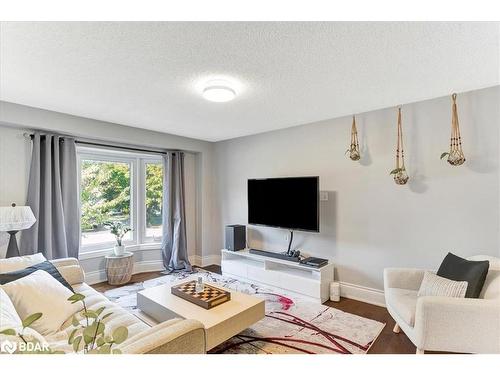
[{"x1": 221, "y1": 249, "x2": 334, "y2": 303}]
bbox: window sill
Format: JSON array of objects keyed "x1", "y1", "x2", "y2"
[{"x1": 78, "y1": 243, "x2": 162, "y2": 260}]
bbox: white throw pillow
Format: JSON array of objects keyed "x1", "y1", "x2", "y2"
[
  {"x1": 0, "y1": 288, "x2": 22, "y2": 329},
  {"x1": 0, "y1": 288, "x2": 48, "y2": 354},
  {"x1": 418, "y1": 271, "x2": 468, "y2": 298},
  {"x1": 0, "y1": 253, "x2": 46, "y2": 273},
  {"x1": 0, "y1": 270, "x2": 82, "y2": 335}
]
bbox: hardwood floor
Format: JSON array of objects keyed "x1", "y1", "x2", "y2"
[{"x1": 92, "y1": 265, "x2": 416, "y2": 354}]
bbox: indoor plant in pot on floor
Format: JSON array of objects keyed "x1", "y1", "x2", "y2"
[{"x1": 105, "y1": 222, "x2": 131, "y2": 256}]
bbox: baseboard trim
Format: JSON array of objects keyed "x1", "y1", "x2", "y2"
[
  {"x1": 339, "y1": 281, "x2": 386, "y2": 307},
  {"x1": 86, "y1": 254, "x2": 221, "y2": 285},
  {"x1": 199, "y1": 254, "x2": 221, "y2": 267}
]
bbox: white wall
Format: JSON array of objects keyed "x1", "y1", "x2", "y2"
[
  {"x1": 0, "y1": 126, "x2": 31, "y2": 257},
  {"x1": 0, "y1": 102, "x2": 217, "y2": 278},
  {"x1": 213, "y1": 86, "x2": 500, "y2": 291}
]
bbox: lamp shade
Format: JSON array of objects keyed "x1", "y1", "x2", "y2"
[{"x1": 0, "y1": 205, "x2": 36, "y2": 231}]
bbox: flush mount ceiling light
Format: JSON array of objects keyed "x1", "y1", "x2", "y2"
[{"x1": 202, "y1": 81, "x2": 237, "y2": 102}]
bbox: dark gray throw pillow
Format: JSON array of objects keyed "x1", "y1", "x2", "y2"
[
  {"x1": 437, "y1": 252, "x2": 489, "y2": 298},
  {"x1": 0, "y1": 260, "x2": 74, "y2": 292}
]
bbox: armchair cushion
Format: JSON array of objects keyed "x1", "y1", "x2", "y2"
[
  {"x1": 385, "y1": 287, "x2": 418, "y2": 327},
  {"x1": 437, "y1": 252, "x2": 489, "y2": 298}
]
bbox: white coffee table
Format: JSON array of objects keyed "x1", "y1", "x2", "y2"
[{"x1": 137, "y1": 278, "x2": 265, "y2": 350}]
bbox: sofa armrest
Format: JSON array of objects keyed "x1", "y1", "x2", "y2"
[
  {"x1": 51, "y1": 257, "x2": 80, "y2": 268},
  {"x1": 119, "y1": 319, "x2": 206, "y2": 354},
  {"x1": 414, "y1": 296, "x2": 500, "y2": 353},
  {"x1": 51, "y1": 258, "x2": 85, "y2": 286},
  {"x1": 384, "y1": 268, "x2": 427, "y2": 291}
]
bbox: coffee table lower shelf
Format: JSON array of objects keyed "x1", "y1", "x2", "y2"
[{"x1": 137, "y1": 279, "x2": 265, "y2": 351}]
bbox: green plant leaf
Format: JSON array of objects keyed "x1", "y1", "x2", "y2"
[
  {"x1": 0, "y1": 328, "x2": 17, "y2": 336},
  {"x1": 22, "y1": 312, "x2": 43, "y2": 328},
  {"x1": 104, "y1": 335, "x2": 114, "y2": 343},
  {"x1": 68, "y1": 293, "x2": 86, "y2": 304},
  {"x1": 101, "y1": 312, "x2": 113, "y2": 320},
  {"x1": 112, "y1": 326, "x2": 128, "y2": 345},
  {"x1": 82, "y1": 311, "x2": 98, "y2": 319},
  {"x1": 83, "y1": 321, "x2": 105, "y2": 340},
  {"x1": 389, "y1": 168, "x2": 401, "y2": 175},
  {"x1": 112, "y1": 348, "x2": 122, "y2": 354},
  {"x1": 68, "y1": 328, "x2": 78, "y2": 344},
  {"x1": 73, "y1": 336, "x2": 82, "y2": 352},
  {"x1": 72, "y1": 315, "x2": 80, "y2": 327},
  {"x1": 96, "y1": 337, "x2": 105, "y2": 347},
  {"x1": 95, "y1": 306, "x2": 106, "y2": 317},
  {"x1": 440, "y1": 152, "x2": 449, "y2": 160},
  {"x1": 83, "y1": 333, "x2": 94, "y2": 345}
]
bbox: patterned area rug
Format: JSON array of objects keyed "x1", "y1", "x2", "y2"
[{"x1": 104, "y1": 268, "x2": 385, "y2": 354}]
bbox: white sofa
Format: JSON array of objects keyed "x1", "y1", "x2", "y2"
[
  {"x1": 384, "y1": 255, "x2": 500, "y2": 354},
  {"x1": 0, "y1": 255, "x2": 206, "y2": 354}
]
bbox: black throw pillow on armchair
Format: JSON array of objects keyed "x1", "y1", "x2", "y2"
[{"x1": 437, "y1": 252, "x2": 489, "y2": 298}]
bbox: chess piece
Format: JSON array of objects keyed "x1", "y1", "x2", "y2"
[{"x1": 195, "y1": 276, "x2": 204, "y2": 293}]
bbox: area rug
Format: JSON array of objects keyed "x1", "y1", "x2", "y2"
[{"x1": 104, "y1": 268, "x2": 385, "y2": 354}]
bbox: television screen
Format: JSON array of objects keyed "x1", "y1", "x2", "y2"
[{"x1": 247, "y1": 176, "x2": 319, "y2": 232}]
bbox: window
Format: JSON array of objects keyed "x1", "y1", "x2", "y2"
[
  {"x1": 145, "y1": 162, "x2": 163, "y2": 241},
  {"x1": 78, "y1": 147, "x2": 164, "y2": 252}
]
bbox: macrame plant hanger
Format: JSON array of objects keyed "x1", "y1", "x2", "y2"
[
  {"x1": 347, "y1": 115, "x2": 361, "y2": 161},
  {"x1": 392, "y1": 107, "x2": 409, "y2": 185},
  {"x1": 442, "y1": 93, "x2": 466, "y2": 166}
]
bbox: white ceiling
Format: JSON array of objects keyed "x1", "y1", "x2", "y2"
[{"x1": 1, "y1": 22, "x2": 498, "y2": 141}]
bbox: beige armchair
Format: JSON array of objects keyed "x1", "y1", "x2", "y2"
[{"x1": 383, "y1": 255, "x2": 500, "y2": 354}]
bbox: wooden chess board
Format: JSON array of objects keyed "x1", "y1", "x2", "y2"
[{"x1": 171, "y1": 280, "x2": 231, "y2": 309}]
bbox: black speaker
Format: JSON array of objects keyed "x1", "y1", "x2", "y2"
[{"x1": 225, "y1": 225, "x2": 246, "y2": 251}]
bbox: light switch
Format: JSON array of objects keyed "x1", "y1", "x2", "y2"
[{"x1": 320, "y1": 191, "x2": 328, "y2": 201}]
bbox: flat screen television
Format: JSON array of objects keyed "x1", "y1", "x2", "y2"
[{"x1": 247, "y1": 176, "x2": 319, "y2": 232}]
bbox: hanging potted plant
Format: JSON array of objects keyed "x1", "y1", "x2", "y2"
[
  {"x1": 440, "y1": 93, "x2": 466, "y2": 166},
  {"x1": 345, "y1": 115, "x2": 361, "y2": 161},
  {"x1": 105, "y1": 222, "x2": 131, "y2": 256},
  {"x1": 390, "y1": 106, "x2": 409, "y2": 185}
]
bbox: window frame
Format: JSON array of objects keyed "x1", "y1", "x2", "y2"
[{"x1": 77, "y1": 146, "x2": 163, "y2": 255}]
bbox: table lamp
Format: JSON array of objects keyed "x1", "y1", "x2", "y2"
[{"x1": 0, "y1": 203, "x2": 36, "y2": 258}]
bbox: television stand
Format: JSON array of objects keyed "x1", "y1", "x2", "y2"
[
  {"x1": 248, "y1": 248, "x2": 300, "y2": 262},
  {"x1": 221, "y1": 249, "x2": 334, "y2": 303}
]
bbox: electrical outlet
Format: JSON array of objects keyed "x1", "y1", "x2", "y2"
[{"x1": 320, "y1": 191, "x2": 328, "y2": 201}]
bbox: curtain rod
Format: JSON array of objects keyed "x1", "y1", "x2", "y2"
[{"x1": 23, "y1": 133, "x2": 184, "y2": 155}]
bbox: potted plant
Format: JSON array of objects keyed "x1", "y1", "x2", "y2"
[{"x1": 105, "y1": 222, "x2": 131, "y2": 256}]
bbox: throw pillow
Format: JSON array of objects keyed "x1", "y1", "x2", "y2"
[
  {"x1": 0, "y1": 270, "x2": 82, "y2": 335},
  {"x1": 418, "y1": 271, "x2": 468, "y2": 298},
  {"x1": 437, "y1": 252, "x2": 490, "y2": 298},
  {"x1": 1, "y1": 289, "x2": 47, "y2": 353},
  {"x1": 0, "y1": 253, "x2": 46, "y2": 273},
  {"x1": 0, "y1": 288, "x2": 22, "y2": 329},
  {"x1": 0, "y1": 260, "x2": 74, "y2": 292}
]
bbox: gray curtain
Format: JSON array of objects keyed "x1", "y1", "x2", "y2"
[
  {"x1": 161, "y1": 152, "x2": 192, "y2": 272},
  {"x1": 20, "y1": 133, "x2": 79, "y2": 259}
]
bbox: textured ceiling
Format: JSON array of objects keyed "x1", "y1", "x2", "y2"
[{"x1": 1, "y1": 22, "x2": 498, "y2": 141}]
